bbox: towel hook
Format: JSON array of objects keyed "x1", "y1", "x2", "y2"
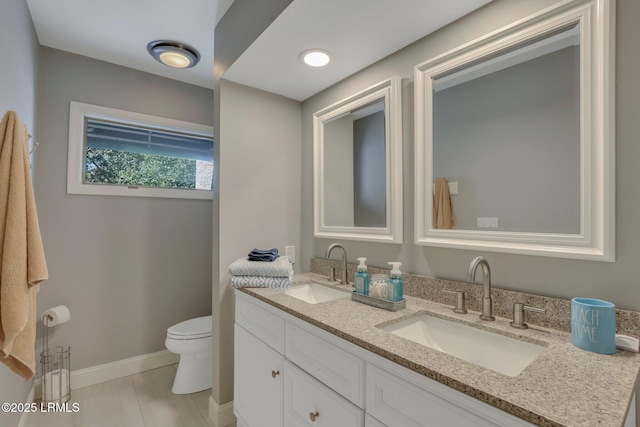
[{"x1": 28, "y1": 134, "x2": 39, "y2": 155}]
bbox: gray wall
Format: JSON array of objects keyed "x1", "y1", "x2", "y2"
[
  {"x1": 0, "y1": 0, "x2": 40, "y2": 424},
  {"x1": 33, "y1": 47, "x2": 213, "y2": 371},
  {"x1": 301, "y1": 0, "x2": 640, "y2": 312},
  {"x1": 433, "y1": 46, "x2": 580, "y2": 233}
]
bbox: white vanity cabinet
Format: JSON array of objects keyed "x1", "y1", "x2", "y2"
[{"x1": 234, "y1": 292, "x2": 536, "y2": 427}]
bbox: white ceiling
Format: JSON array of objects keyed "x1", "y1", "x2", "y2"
[
  {"x1": 26, "y1": 0, "x2": 490, "y2": 99},
  {"x1": 224, "y1": 0, "x2": 491, "y2": 101},
  {"x1": 26, "y1": 0, "x2": 235, "y2": 90}
]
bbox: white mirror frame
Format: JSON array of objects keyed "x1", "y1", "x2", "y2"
[
  {"x1": 314, "y1": 76, "x2": 403, "y2": 243},
  {"x1": 414, "y1": 0, "x2": 615, "y2": 261}
]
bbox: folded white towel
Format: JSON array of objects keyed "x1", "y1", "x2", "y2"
[
  {"x1": 229, "y1": 276, "x2": 290, "y2": 289},
  {"x1": 229, "y1": 256, "x2": 293, "y2": 280}
]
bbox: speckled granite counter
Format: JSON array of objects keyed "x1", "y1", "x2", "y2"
[{"x1": 238, "y1": 273, "x2": 640, "y2": 427}]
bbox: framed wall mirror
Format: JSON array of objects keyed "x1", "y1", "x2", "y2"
[
  {"x1": 414, "y1": 0, "x2": 614, "y2": 260},
  {"x1": 314, "y1": 77, "x2": 403, "y2": 243}
]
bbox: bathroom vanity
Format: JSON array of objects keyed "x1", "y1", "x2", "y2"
[{"x1": 234, "y1": 274, "x2": 639, "y2": 427}]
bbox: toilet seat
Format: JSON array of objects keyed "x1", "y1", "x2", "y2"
[{"x1": 167, "y1": 315, "x2": 212, "y2": 340}]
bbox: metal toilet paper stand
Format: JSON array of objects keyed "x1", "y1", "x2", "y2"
[{"x1": 40, "y1": 313, "x2": 71, "y2": 403}]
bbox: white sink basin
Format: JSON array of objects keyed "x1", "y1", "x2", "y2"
[
  {"x1": 285, "y1": 283, "x2": 350, "y2": 304},
  {"x1": 380, "y1": 313, "x2": 545, "y2": 377}
]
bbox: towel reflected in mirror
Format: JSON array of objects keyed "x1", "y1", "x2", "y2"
[{"x1": 433, "y1": 177, "x2": 456, "y2": 229}]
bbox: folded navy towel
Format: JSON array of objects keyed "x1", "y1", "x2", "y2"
[
  {"x1": 248, "y1": 247, "x2": 279, "y2": 262},
  {"x1": 248, "y1": 254, "x2": 278, "y2": 262},
  {"x1": 249, "y1": 248, "x2": 278, "y2": 256},
  {"x1": 248, "y1": 255, "x2": 278, "y2": 262}
]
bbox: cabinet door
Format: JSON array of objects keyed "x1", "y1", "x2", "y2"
[
  {"x1": 234, "y1": 324, "x2": 284, "y2": 427},
  {"x1": 284, "y1": 361, "x2": 364, "y2": 427}
]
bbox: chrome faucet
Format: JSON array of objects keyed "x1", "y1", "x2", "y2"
[
  {"x1": 325, "y1": 243, "x2": 349, "y2": 285},
  {"x1": 467, "y1": 256, "x2": 495, "y2": 321}
]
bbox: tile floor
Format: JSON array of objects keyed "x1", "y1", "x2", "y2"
[{"x1": 25, "y1": 365, "x2": 224, "y2": 427}]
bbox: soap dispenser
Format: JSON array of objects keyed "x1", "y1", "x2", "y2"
[
  {"x1": 387, "y1": 262, "x2": 404, "y2": 302},
  {"x1": 355, "y1": 257, "x2": 370, "y2": 296}
]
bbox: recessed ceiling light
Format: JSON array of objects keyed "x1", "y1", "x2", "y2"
[
  {"x1": 300, "y1": 49, "x2": 331, "y2": 67},
  {"x1": 147, "y1": 40, "x2": 200, "y2": 69}
]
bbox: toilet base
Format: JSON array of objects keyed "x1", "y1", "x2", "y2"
[{"x1": 172, "y1": 352, "x2": 212, "y2": 394}]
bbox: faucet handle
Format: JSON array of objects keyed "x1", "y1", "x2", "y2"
[
  {"x1": 441, "y1": 289, "x2": 468, "y2": 314},
  {"x1": 328, "y1": 267, "x2": 337, "y2": 282},
  {"x1": 510, "y1": 302, "x2": 546, "y2": 329}
]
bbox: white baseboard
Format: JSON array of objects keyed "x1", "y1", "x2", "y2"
[
  {"x1": 209, "y1": 396, "x2": 236, "y2": 427},
  {"x1": 33, "y1": 349, "x2": 179, "y2": 400},
  {"x1": 71, "y1": 349, "x2": 179, "y2": 390}
]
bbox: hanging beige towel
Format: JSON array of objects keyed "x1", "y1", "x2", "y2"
[
  {"x1": 433, "y1": 177, "x2": 456, "y2": 229},
  {"x1": 0, "y1": 111, "x2": 48, "y2": 380}
]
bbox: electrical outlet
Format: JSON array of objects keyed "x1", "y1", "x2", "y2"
[
  {"x1": 477, "y1": 217, "x2": 499, "y2": 228},
  {"x1": 285, "y1": 245, "x2": 295, "y2": 264}
]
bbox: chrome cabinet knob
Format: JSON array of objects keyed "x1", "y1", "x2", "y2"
[
  {"x1": 309, "y1": 411, "x2": 319, "y2": 422},
  {"x1": 271, "y1": 370, "x2": 280, "y2": 378}
]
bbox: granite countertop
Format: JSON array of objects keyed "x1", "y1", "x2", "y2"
[{"x1": 238, "y1": 273, "x2": 640, "y2": 427}]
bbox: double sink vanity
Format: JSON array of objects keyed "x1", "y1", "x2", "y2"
[
  {"x1": 234, "y1": 267, "x2": 640, "y2": 427},
  {"x1": 284, "y1": 280, "x2": 546, "y2": 379}
]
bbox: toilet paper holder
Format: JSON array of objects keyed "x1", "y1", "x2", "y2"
[
  {"x1": 40, "y1": 307, "x2": 71, "y2": 404},
  {"x1": 42, "y1": 305, "x2": 71, "y2": 327}
]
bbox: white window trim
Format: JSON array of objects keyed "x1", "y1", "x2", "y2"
[{"x1": 67, "y1": 101, "x2": 214, "y2": 200}]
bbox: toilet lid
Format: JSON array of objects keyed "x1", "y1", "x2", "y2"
[{"x1": 167, "y1": 315, "x2": 212, "y2": 339}]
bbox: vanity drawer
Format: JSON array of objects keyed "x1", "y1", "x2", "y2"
[
  {"x1": 366, "y1": 364, "x2": 534, "y2": 427},
  {"x1": 284, "y1": 360, "x2": 364, "y2": 427},
  {"x1": 285, "y1": 323, "x2": 365, "y2": 407},
  {"x1": 236, "y1": 292, "x2": 285, "y2": 353}
]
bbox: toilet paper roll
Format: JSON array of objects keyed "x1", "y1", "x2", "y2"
[
  {"x1": 42, "y1": 369, "x2": 69, "y2": 401},
  {"x1": 42, "y1": 305, "x2": 71, "y2": 327}
]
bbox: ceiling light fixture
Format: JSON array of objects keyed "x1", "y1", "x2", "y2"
[
  {"x1": 300, "y1": 49, "x2": 331, "y2": 67},
  {"x1": 147, "y1": 40, "x2": 200, "y2": 69}
]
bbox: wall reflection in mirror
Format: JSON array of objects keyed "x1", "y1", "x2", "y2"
[
  {"x1": 432, "y1": 24, "x2": 581, "y2": 234},
  {"x1": 323, "y1": 99, "x2": 386, "y2": 228}
]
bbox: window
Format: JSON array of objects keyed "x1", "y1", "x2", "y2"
[{"x1": 68, "y1": 101, "x2": 213, "y2": 199}]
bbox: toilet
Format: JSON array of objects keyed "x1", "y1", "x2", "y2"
[{"x1": 165, "y1": 315, "x2": 212, "y2": 394}]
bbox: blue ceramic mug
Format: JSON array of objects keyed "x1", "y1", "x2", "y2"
[{"x1": 571, "y1": 298, "x2": 616, "y2": 354}]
